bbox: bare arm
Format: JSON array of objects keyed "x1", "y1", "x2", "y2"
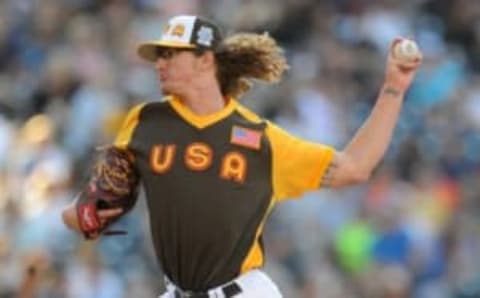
[
  {"x1": 322, "y1": 38, "x2": 422, "y2": 188},
  {"x1": 62, "y1": 202, "x2": 80, "y2": 231}
]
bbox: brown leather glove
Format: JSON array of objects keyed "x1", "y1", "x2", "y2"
[{"x1": 76, "y1": 147, "x2": 139, "y2": 239}]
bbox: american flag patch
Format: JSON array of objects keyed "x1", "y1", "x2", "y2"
[{"x1": 230, "y1": 126, "x2": 262, "y2": 149}]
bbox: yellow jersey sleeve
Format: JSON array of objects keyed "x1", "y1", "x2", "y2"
[
  {"x1": 266, "y1": 121, "x2": 335, "y2": 201},
  {"x1": 114, "y1": 103, "x2": 146, "y2": 150}
]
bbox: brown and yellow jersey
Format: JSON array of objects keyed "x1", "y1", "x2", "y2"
[{"x1": 114, "y1": 96, "x2": 334, "y2": 291}]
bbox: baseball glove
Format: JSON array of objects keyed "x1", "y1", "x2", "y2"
[{"x1": 76, "y1": 146, "x2": 139, "y2": 239}]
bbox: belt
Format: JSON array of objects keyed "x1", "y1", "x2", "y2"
[{"x1": 174, "y1": 282, "x2": 242, "y2": 298}]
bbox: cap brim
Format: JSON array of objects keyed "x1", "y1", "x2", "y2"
[{"x1": 137, "y1": 41, "x2": 196, "y2": 62}]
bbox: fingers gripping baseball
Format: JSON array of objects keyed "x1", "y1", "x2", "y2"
[
  {"x1": 385, "y1": 37, "x2": 423, "y2": 92},
  {"x1": 392, "y1": 38, "x2": 422, "y2": 65}
]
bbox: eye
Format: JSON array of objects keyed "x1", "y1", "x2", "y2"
[
  {"x1": 156, "y1": 48, "x2": 177, "y2": 60},
  {"x1": 164, "y1": 49, "x2": 176, "y2": 59}
]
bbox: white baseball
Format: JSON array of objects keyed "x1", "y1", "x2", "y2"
[{"x1": 393, "y1": 39, "x2": 421, "y2": 63}]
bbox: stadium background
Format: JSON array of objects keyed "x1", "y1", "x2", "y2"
[{"x1": 0, "y1": 0, "x2": 480, "y2": 297}]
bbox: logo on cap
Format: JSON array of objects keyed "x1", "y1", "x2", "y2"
[
  {"x1": 171, "y1": 24, "x2": 186, "y2": 37},
  {"x1": 197, "y1": 26, "x2": 214, "y2": 47}
]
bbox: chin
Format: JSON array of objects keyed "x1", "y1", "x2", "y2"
[
  {"x1": 160, "y1": 85, "x2": 173, "y2": 95},
  {"x1": 161, "y1": 85, "x2": 183, "y2": 97}
]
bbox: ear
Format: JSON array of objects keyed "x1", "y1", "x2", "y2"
[{"x1": 195, "y1": 51, "x2": 216, "y2": 72}]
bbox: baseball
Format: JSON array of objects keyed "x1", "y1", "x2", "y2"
[{"x1": 392, "y1": 39, "x2": 421, "y2": 63}]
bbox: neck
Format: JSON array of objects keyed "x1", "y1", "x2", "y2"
[{"x1": 176, "y1": 82, "x2": 225, "y2": 116}]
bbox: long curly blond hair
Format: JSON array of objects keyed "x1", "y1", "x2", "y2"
[{"x1": 214, "y1": 33, "x2": 289, "y2": 98}]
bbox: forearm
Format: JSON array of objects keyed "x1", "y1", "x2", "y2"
[
  {"x1": 62, "y1": 203, "x2": 81, "y2": 232},
  {"x1": 322, "y1": 38, "x2": 421, "y2": 188},
  {"x1": 343, "y1": 84, "x2": 404, "y2": 177}
]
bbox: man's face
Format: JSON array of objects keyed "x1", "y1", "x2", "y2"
[{"x1": 154, "y1": 48, "x2": 203, "y2": 95}]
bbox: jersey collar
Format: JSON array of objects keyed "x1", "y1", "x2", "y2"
[{"x1": 168, "y1": 95, "x2": 237, "y2": 129}]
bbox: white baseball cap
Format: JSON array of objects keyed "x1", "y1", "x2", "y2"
[{"x1": 137, "y1": 15, "x2": 223, "y2": 62}]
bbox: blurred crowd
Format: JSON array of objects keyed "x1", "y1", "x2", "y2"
[{"x1": 1, "y1": 0, "x2": 480, "y2": 297}]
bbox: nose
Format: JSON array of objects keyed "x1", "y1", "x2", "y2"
[{"x1": 155, "y1": 57, "x2": 167, "y2": 71}]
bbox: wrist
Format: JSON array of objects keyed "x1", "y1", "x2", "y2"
[{"x1": 381, "y1": 83, "x2": 405, "y2": 99}]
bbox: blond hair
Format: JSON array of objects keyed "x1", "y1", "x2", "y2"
[{"x1": 214, "y1": 33, "x2": 289, "y2": 98}]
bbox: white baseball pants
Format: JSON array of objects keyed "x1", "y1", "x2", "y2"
[{"x1": 159, "y1": 269, "x2": 283, "y2": 298}]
